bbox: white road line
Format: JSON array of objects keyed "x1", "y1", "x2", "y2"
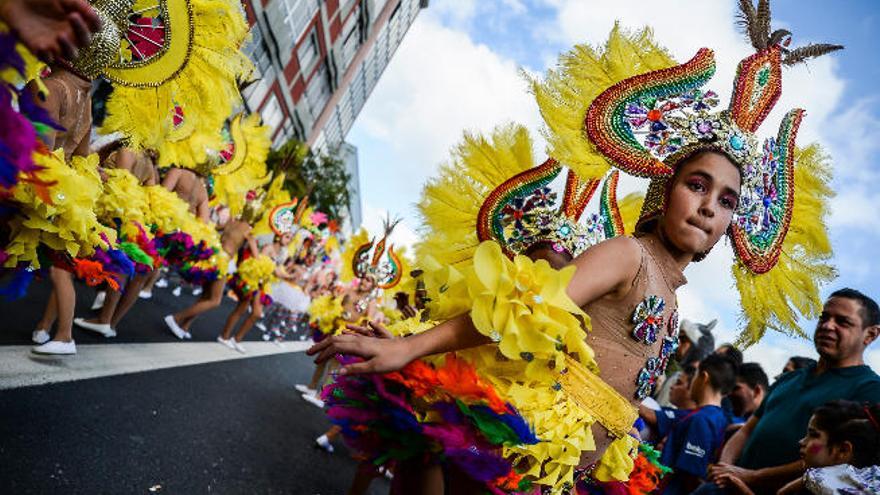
[{"x1": 0, "y1": 340, "x2": 313, "y2": 390}]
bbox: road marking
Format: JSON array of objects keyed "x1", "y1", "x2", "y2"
[{"x1": 0, "y1": 341, "x2": 313, "y2": 390}]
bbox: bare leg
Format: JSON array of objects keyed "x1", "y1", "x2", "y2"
[
  {"x1": 87, "y1": 287, "x2": 120, "y2": 324},
  {"x1": 308, "y1": 361, "x2": 328, "y2": 390},
  {"x1": 109, "y1": 273, "x2": 148, "y2": 328},
  {"x1": 141, "y1": 269, "x2": 161, "y2": 293},
  {"x1": 220, "y1": 298, "x2": 249, "y2": 340},
  {"x1": 50, "y1": 268, "x2": 75, "y2": 342},
  {"x1": 174, "y1": 279, "x2": 224, "y2": 331},
  {"x1": 232, "y1": 295, "x2": 263, "y2": 342},
  {"x1": 391, "y1": 461, "x2": 443, "y2": 495},
  {"x1": 324, "y1": 425, "x2": 342, "y2": 441},
  {"x1": 36, "y1": 288, "x2": 58, "y2": 331},
  {"x1": 347, "y1": 461, "x2": 381, "y2": 495}
]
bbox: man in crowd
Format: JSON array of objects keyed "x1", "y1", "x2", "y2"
[
  {"x1": 697, "y1": 288, "x2": 880, "y2": 494},
  {"x1": 728, "y1": 363, "x2": 768, "y2": 421}
]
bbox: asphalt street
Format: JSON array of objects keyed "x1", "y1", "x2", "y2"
[
  {"x1": 0, "y1": 352, "x2": 391, "y2": 494},
  {"x1": 0, "y1": 278, "x2": 390, "y2": 494}
]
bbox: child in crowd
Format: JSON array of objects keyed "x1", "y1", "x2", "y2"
[
  {"x1": 658, "y1": 354, "x2": 737, "y2": 494},
  {"x1": 640, "y1": 364, "x2": 698, "y2": 442},
  {"x1": 713, "y1": 400, "x2": 880, "y2": 494}
]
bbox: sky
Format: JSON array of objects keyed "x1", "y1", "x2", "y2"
[{"x1": 346, "y1": 0, "x2": 880, "y2": 376}]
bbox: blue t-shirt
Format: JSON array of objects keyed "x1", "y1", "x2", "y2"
[
  {"x1": 659, "y1": 405, "x2": 729, "y2": 495},
  {"x1": 739, "y1": 363, "x2": 880, "y2": 469}
]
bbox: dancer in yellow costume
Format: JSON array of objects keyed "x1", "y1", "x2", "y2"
[{"x1": 309, "y1": 2, "x2": 840, "y2": 491}]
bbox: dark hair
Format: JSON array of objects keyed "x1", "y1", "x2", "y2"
[
  {"x1": 715, "y1": 344, "x2": 744, "y2": 366},
  {"x1": 788, "y1": 356, "x2": 817, "y2": 371},
  {"x1": 736, "y1": 362, "x2": 769, "y2": 391},
  {"x1": 811, "y1": 400, "x2": 880, "y2": 467},
  {"x1": 829, "y1": 288, "x2": 880, "y2": 327},
  {"x1": 698, "y1": 353, "x2": 738, "y2": 395}
]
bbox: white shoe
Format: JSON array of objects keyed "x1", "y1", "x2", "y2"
[
  {"x1": 138, "y1": 290, "x2": 153, "y2": 300},
  {"x1": 31, "y1": 329, "x2": 51, "y2": 345},
  {"x1": 90, "y1": 291, "x2": 106, "y2": 310},
  {"x1": 155, "y1": 278, "x2": 169, "y2": 288},
  {"x1": 32, "y1": 340, "x2": 76, "y2": 355},
  {"x1": 163, "y1": 315, "x2": 187, "y2": 340},
  {"x1": 74, "y1": 318, "x2": 117, "y2": 338},
  {"x1": 217, "y1": 336, "x2": 235, "y2": 350},
  {"x1": 301, "y1": 392, "x2": 325, "y2": 408},
  {"x1": 256, "y1": 322, "x2": 266, "y2": 331},
  {"x1": 183, "y1": 331, "x2": 192, "y2": 340},
  {"x1": 315, "y1": 434, "x2": 334, "y2": 453},
  {"x1": 232, "y1": 341, "x2": 246, "y2": 354},
  {"x1": 294, "y1": 384, "x2": 316, "y2": 395},
  {"x1": 192, "y1": 287, "x2": 203, "y2": 296},
  {"x1": 172, "y1": 286, "x2": 182, "y2": 297}
]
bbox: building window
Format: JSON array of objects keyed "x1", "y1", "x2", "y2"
[
  {"x1": 297, "y1": 26, "x2": 320, "y2": 73},
  {"x1": 305, "y1": 62, "x2": 332, "y2": 117},
  {"x1": 260, "y1": 92, "x2": 285, "y2": 131},
  {"x1": 340, "y1": 4, "x2": 362, "y2": 70},
  {"x1": 280, "y1": 0, "x2": 320, "y2": 45}
]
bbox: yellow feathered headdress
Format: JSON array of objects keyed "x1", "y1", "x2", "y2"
[
  {"x1": 211, "y1": 113, "x2": 272, "y2": 217},
  {"x1": 98, "y1": 0, "x2": 254, "y2": 170}
]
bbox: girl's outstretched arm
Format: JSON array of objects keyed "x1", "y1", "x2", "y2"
[{"x1": 307, "y1": 236, "x2": 642, "y2": 374}]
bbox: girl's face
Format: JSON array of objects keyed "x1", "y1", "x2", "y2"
[
  {"x1": 799, "y1": 415, "x2": 849, "y2": 467},
  {"x1": 660, "y1": 152, "x2": 741, "y2": 258}
]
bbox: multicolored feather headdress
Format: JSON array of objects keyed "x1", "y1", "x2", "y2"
[
  {"x1": 538, "y1": 1, "x2": 839, "y2": 345},
  {"x1": 349, "y1": 217, "x2": 403, "y2": 290},
  {"x1": 268, "y1": 196, "x2": 309, "y2": 236}
]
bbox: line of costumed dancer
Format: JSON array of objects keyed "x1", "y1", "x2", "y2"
[
  {"x1": 309, "y1": 2, "x2": 841, "y2": 494},
  {"x1": 0, "y1": 0, "x2": 340, "y2": 354}
]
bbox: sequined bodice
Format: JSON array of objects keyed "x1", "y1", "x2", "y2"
[{"x1": 583, "y1": 235, "x2": 686, "y2": 403}]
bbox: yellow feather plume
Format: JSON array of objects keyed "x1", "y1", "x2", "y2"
[
  {"x1": 618, "y1": 191, "x2": 645, "y2": 236},
  {"x1": 252, "y1": 174, "x2": 293, "y2": 237},
  {"x1": 530, "y1": 25, "x2": 675, "y2": 181},
  {"x1": 100, "y1": 0, "x2": 253, "y2": 170},
  {"x1": 414, "y1": 123, "x2": 537, "y2": 272},
  {"x1": 211, "y1": 114, "x2": 272, "y2": 218},
  {"x1": 733, "y1": 144, "x2": 836, "y2": 346}
]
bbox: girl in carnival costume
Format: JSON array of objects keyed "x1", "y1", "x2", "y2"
[{"x1": 309, "y1": 1, "x2": 840, "y2": 491}]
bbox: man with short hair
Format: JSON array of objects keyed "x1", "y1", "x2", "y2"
[
  {"x1": 728, "y1": 362, "x2": 768, "y2": 420},
  {"x1": 699, "y1": 288, "x2": 880, "y2": 494}
]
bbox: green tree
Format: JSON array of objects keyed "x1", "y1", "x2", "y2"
[{"x1": 266, "y1": 139, "x2": 352, "y2": 220}]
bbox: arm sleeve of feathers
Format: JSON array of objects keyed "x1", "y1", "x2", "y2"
[
  {"x1": 733, "y1": 144, "x2": 836, "y2": 347},
  {"x1": 465, "y1": 241, "x2": 596, "y2": 375}
]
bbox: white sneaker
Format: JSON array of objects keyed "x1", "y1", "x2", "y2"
[
  {"x1": 183, "y1": 331, "x2": 192, "y2": 340},
  {"x1": 217, "y1": 336, "x2": 235, "y2": 350},
  {"x1": 31, "y1": 329, "x2": 51, "y2": 344},
  {"x1": 232, "y1": 341, "x2": 246, "y2": 354},
  {"x1": 294, "y1": 384, "x2": 316, "y2": 395},
  {"x1": 138, "y1": 290, "x2": 153, "y2": 300},
  {"x1": 301, "y1": 392, "x2": 325, "y2": 408},
  {"x1": 155, "y1": 278, "x2": 169, "y2": 288},
  {"x1": 192, "y1": 287, "x2": 203, "y2": 296},
  {"x1": 256, "y1": 322, "x2": 266, "y2": 331},
  {"x1": 163, "y1": 315, "x2": 187, "y2": 339},
  {"x1": 172, "y1": 286, "x2": 182, "y2": 297},
  {"x1": 74, "y1": 318, "x2": 117, "y2": 338},
  {"x1": 315, "y1": 434, "x2": 334, "y2": 453},
  {"x1": 90, "y1": 291, "x2": 106, "y2": 310},
  {"x1": 32, "y1": 340, "x2": 76, "y2": 355}
]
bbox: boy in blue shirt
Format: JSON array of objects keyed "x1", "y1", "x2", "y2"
[{"x1": 659, "y1": 353, "x2": 736, "y2": 494}]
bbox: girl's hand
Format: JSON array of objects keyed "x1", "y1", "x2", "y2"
[
  {"x1": 345, "y1": 321, "x2": 394, "y2": 339},
  {"x1": 307, "y1": 332, "x2": 415, "y2": 375},
  {"x1": 714, "y1": 473, "x2": 755, "y2": 495}
]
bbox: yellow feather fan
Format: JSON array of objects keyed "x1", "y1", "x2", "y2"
[
  {"x1": 414, "y1": 123, "x2": 537, "y2": 272},
  {"x1": 100, "y1": 0, "x2": 253, "y2": 170},
  {"x1": 530, "y1": 25, "x2": 675, "y2": 182},
  {"x1": 733, "y1": 144, "x2": 836, "y2": 347},
  {"x1": 618, "y1": 191, "x2": 645, "y2": 236},
  {"x1": 211, "y1": 114, "x2": 273, "y2": 218}
]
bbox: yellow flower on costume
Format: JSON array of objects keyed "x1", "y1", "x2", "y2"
[
  {"x1": 308, "y1": 294, "x2": 345, "y2": 336},
  {"x1": 5, "y1": 150, "x2": 115, "y2": 268},
  {"x1": 467, "y1": 241, "x2": 596, "y2": 377}
]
